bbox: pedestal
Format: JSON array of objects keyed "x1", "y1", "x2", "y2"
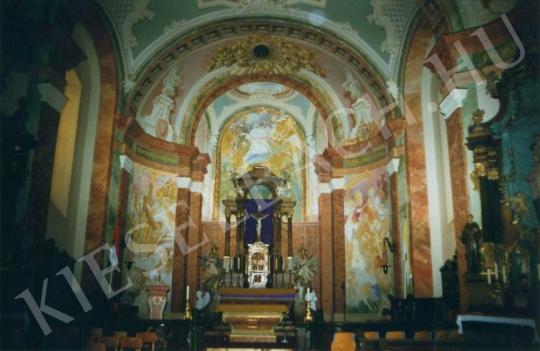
[
  {"x1": 147, "y1": 285, "x2": 169, "y2": 320},
  {"x1": 465, "y1": 274, "x2": 503, "y2": 310}
]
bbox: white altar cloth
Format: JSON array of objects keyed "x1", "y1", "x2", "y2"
[{"x1": 456, "y1": 314, "x2": 537, "y2": 342}]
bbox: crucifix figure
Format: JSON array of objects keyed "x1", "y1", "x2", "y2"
[{"x1": 250, "y1": 203, "x2": 269, "y2": 242}]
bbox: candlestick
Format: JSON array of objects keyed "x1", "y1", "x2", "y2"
[
  {"x1": 287, "y1": 256, "x2": 293, "y2": 272},
  {"x1": 184, "y1": 284, "x2": 192, "y2": 320},
  {"x1": 494, "y1": 263, "x2": 499, "y2": 280},
  {"x1": 223, "y1": 256, "x2": 231, "y2": 273},
  {"x1": 304, "y1": 287, "x2": 313, "y2": 322}
]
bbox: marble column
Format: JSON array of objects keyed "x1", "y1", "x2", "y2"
[
  {"x1": 440, "y1": 91, "x2": 470, "y2": 311},
  {"x1": 115, "y1": 156, "x2": 133, "y2": 290},
  {"x1": 318, "y1": 181, "x2": 334, "y2": 320},
  {"x1": 388, "y1": 158, "x2": 403, "y2": 297},
  {"x1": 225, "y1": 214, "x2": 231, "y2": 257},
  {"x1": 187, "y1": 185, "x2": 204, "y2": 303},
  {"x1": 403, "y1": 21, "x2": 435, "y2": 297},
  {"x1": 330, "y1": 179, "x2": 346, "y2": 315},
  {"x1": 171, "y1": 178, "x2": 191, "y2": 312},
  {"x1": 287, "y1": 214, "x2": 293, "y2": 258}
]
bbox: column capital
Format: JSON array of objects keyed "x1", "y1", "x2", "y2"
[
  {"x1": 176, "y1": 176, "x2": 204, "y2": 193},
  {"x1": 439, "y1": 89, "x2": 468, "y2": 118},
  {"x1": 386, "y1": 157, "x2": 401, "y2": 175},
  {"x1": 119, "y1": 155, "x2": 134, "y2": 174},
  {"x1": 318, "y1": 177, "x2": 345, "y2": 194}
]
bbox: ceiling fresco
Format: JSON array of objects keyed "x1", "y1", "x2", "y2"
[
  {"x1": 133, "y1": 33, "x2": 386, "y2": 146},
  {"x1": 97, "y1": 0, "x2": 421, "y2": 81}
]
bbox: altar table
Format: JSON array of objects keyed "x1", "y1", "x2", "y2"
[
  {"x1": 456, "y1": 314, "x2": 538, "y2": 342},
  {"x1": 217, "y1": 288, "x2": 296, "y2": 343}
]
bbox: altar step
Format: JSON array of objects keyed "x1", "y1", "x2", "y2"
[{"x1": 204, "y1": 323, "x2": 297, "y2": 349}]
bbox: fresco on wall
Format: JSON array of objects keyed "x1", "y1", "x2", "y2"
[
  {"x1": 344, "y1": 167, "x2": 393, "y2": 314},
  {"x1": 217, "y1": 106, "x2": 305, "y2": 220},
  {"x1": 124, "y1": 163, "x2": 177, "y2": 313}
]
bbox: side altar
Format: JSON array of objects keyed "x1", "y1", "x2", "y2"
[{"x1": 211, "y1": 167, "x2": 308, "y2": 343}]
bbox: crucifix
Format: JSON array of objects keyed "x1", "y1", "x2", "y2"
[
  {"x1": 480, "y1": 268, "x2": 498, "y2": 285},
  {"x1": 250, "y1": 203, "x2": 269, "y2": 242}
]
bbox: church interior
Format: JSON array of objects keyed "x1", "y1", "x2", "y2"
[{"x1": 1, "y1": 0, "x2": 539, "y2": 350}]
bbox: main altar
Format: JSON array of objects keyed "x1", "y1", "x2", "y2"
[{"x1": 212, "y1": 166, "x2": 305, "y2": 343}]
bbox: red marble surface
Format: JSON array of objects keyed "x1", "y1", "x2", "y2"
[
  {"x1": 390, "y1": 172, "x2": 403, "y2": 298},
  {"x1": 331, "y1": 189, "x2": 346, "y2": 313},
  {"x1": 171, "y1": 188, "x2": 191, "y2": 311},
  {"x1": 403, "y1": 19, "x2": 434, "y2": 297},
  {"x1": 318, "y1": 192, "x2": 334, "y2": 317},
  {"x1": 446, "y1": 111, "x2": 470, "y2": 311},
  {"x1": 187, "y1": 192, "x2": 203, "y2": 305},
  {"x1": 82, "y1": 13, "x2": 118, "y2": 287}
]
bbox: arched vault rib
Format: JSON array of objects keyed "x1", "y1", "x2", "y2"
[{"x1": 124, "y1": 19, "x2": 396, "y2": 124}]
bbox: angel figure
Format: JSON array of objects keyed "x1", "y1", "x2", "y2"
[
  {"x1": 201, "y1": 245, "x2": 224, "y2": 293},
  {"x1": 292, "y1": 244, "x2": 318, "y2": 288}
]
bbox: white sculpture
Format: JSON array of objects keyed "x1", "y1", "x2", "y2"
[
  {"x1": 137, "y1": 67, "x2": 182, "y2": 141},
  {"x1": 195, "y1": 290, "x2": 211, "y2": 310},
  {"x1": 342, "y1": 68, "x2": 363, "y2": 102},
  {"x1": 305, "y1": 289, "x2": 317, "y2": 311}
]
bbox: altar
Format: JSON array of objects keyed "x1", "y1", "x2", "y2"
[
  {"x1": 213, "y1": 167, "x2": 305, "y2": 343},
  {"x1": 217, "y1": 288, "x2": 296, "y2": 343}
]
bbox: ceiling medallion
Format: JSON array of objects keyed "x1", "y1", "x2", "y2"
[{"x1": 206, "y1": 35, "x2": 325, "y2": 76}]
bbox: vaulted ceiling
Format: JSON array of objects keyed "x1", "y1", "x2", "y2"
[{"x1": 97, "y1": 0, "x2": 420, "y2": 83}]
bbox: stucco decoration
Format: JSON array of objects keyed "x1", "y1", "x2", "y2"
[
  {"x1": 163, "y1": 19, "x2": 188, "y2": 34},
  {"x1": 341, "y1": 70, "x2": 378, "y2": 143},
  {"x1": 197, "y1": 0, "x2": 327, "y2": 10},
  {"x1": 122, "y1": 0, "x2": 155, "y2": 48},
  {"x1": 342, "y1": 68, "x2": 363, "y2": 102},
  {"x1": 367, "y1": 0, "x2": 417, "y2": 55},
  {"x1": 349, "y1": 97, "x2": 376, "y2": 142},
  {"x1": 136, "y1": 67, "x2": 181, "y2": 141},
  {"x1": 206, "y1": 35, "x2": 325, "y2": 77}
]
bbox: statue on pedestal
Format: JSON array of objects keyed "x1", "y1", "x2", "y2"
[
  {"x1": 461, "y1": 214, "x2": 483, "y2": 273},
  {"x1": 292, "y1": 245, "x2": 318, "y2": 288},
  {"x1": 201, "y1": 245, "x2": 224, "y2": 293}
]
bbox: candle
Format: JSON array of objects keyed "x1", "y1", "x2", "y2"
[
  {"x1": 306, "y1": 287, "x2": 310, "y2": 302},
  {"x1": 186, "y1": 285, "x2": 190, "y2": 299},
  {"x1": 494, "y1": 263, "x2": 499, "y2": 280},
  {"x1": 287, "y1": 256, "x2": 293, "y2": 272},
  {"x1": 502, "y1": 267, "x2": 507, "y2": 284},
  {"x1": 487, "y1": 269, "x2": 491, "y2": 285},
  {"x1": 223, "y1": 256, "x2": 231, "y2": 272}
]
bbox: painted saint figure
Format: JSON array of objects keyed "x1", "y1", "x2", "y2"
[
  {"x1": 460, "y1": 214, "x2": 483, "y2": 273},
  {"x1": 243, "y1": 111, "x2": 274, "y2": 164}
]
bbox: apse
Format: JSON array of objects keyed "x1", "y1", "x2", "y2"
[{"x1": 5, "y1": 1, "x2": 538, "y2": 349}]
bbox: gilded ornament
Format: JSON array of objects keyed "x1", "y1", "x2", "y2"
[
  {"x1": 206, "y1": 35, "x2": 324, "y2": 76},
  {"x1": 472, "y1": 109, "x2": 485, "y2": 127}
]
